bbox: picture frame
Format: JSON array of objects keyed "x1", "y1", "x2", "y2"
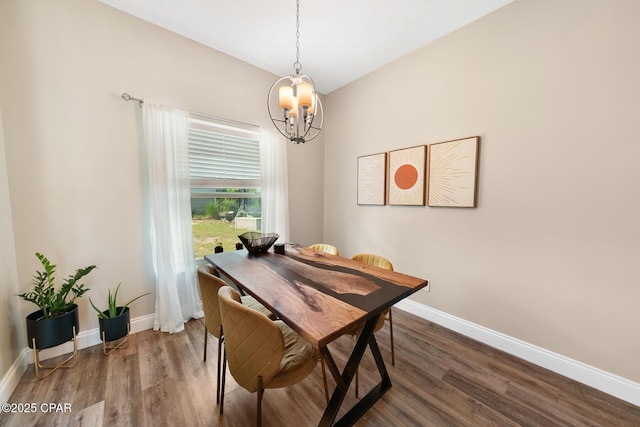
[
  {"x1": 427, "y1": 136, "x2": 480, "y2": 208},
  {"x1": 388, "y1": 145, "x2": 426, "y2": 206},
  {"x1": 357, "y1": 152, "x2": 387, "y2": 205}
]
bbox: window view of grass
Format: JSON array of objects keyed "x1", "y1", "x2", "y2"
[
  {"x1": 192, "y1": 218, "x2": 252, "y2": 259},
  {"x1": 191, "y1": 194, "x2": 261, "y2": 259}
]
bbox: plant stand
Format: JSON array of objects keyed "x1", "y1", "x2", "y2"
[
  {"x1": 99, "y1": 307, "x2": 131, "y2": 355},
  {"x1": 101, "y1": 324, "x2": 130, "y2": 355},
  {"x1": 27, "y1": 305, "x2": 81, "y2": 380},
  {"x1": 32, "y1": 326, "x2": 78, "y2": 379}
]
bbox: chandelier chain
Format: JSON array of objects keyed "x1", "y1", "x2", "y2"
[{"x1": 293, "y1": 0, "x2": 301, "y2": 74}]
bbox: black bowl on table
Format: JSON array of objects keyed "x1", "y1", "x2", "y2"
[{"x1": 238, "y1": 232, "x2": 279, "y2": 255}]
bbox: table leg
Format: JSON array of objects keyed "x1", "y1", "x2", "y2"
[{"x1": 318, "y1": 316, "x2": 392, "y2": 427}]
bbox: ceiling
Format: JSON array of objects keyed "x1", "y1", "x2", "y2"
[{"x1": 98, "y1": 0, "x2": 514, "y2": 94}]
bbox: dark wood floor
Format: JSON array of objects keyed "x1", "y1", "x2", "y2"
[{"x1": 2, "y1": 308, "x2": 639, "y2": 426}]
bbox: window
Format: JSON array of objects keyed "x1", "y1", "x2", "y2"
[{"x1": 188, "y1": 115, "x2": 261, "y2": 258}]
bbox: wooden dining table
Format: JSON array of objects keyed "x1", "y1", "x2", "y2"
[{"x1": 205, "y1": 243, "x2": 429, "y2": 426}]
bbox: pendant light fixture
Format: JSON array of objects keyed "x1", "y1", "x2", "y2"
[{"x1": 267, "y1": 0, "x2": 323, "y2": 144}]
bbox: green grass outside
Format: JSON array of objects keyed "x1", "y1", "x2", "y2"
[{"x1": 192, "y1": 218, "x2": 252, "y2": 259}]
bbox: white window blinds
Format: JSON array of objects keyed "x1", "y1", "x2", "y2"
[{"x1": 188, "y1": 117, "x2": 260, "y2": 188}]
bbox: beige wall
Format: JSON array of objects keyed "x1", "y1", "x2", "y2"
[
  {"x1": 324, "y1": 0, "x2": 640, "y2": 382},
  {"x1": 287, "y1": 122, "x2": 325, "y2": 246},
  {"x1": 0, "y1": 108, "x2": 24, "y2": 380},
  {"x1": 0, "y1": 0, "x2": 324, "y2": 380}
]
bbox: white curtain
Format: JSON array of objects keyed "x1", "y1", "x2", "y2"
[
  {"x1": 142, "y1": 100, "x2": 203, "y2": 333},
  {"x1": 259, "y1": 128, "x2": 290, "y2": 243}
]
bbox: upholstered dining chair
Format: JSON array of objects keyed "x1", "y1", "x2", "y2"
[
  {"x1": 350, "y1": 254, "x2": 394, "y2": 360},
  {"x1": 197, "y1": 264, "x2": 274, "y2": 405},
  {"x1": 309, "y1": 243, "x2": 340, "y2": 256},
  {"x1": 217, "y1": 286, "x2": 319, "y2": 427},
  {"x1": 308, "y1": 243, "x2": 339, "y2": 398},
  {"x1": 350, "y1": 253, "x2": 395, "y2": 396}
]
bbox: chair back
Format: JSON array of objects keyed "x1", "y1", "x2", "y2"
[
  {"x1": 350, "y1": 253, "x2": 393, "y2": 271},
  {"x1": 197, "y1": 264, "x2": 228, "y2": 339},
  {"x1": 218, "y1": 287, "x2": 284, "y2": 393},
  {"x1": 309, "y1": 243, "x2": 339, "y2": 256}
]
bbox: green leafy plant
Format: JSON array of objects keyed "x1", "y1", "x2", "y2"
[
  {"x1": 18, "y1": 252, "x2": 96, "y2": 318},
  {"x1": 89, "y1": 283, "x2": 150, "y2": 319},
  {"x1": 205, "y1": 200, "x2": 220, "y2": 218}
]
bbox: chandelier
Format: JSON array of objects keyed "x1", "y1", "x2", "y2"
[{"x1": 267, "y1": 0, "x2": 323, "y2": 144}]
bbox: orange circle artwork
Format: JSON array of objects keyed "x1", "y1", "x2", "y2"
[{"x1": 394, "y1": 164, "x2": 418, "y2": 190}]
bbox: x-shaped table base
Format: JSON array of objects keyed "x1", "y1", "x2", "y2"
[{"x1": 318, "y1": 315, "x2": 392, "y2": 426}]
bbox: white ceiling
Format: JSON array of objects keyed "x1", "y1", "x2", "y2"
[{"x1": 98, "y1": 0, "x2": 514, "y2": 94}]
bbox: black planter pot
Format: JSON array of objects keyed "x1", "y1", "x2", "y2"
[
  {"x1": 98, "y1": 307, "x2": 130, "y2": 342},
  {"x1": 26, "y1": 304, "x2": 79, "y2": 350}
]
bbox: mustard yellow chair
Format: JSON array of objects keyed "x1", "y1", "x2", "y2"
[
  {"x1": 309, "y1": 243, "x2": 340, "y2": 398},
  {"x1": 197, "y1": 264, "x2": 274, "y2": 405},
  {"x1": 350, "y1": 253, "x2": 395, "y2": 397},
  {"x1": 217, "y1": 286, "x2": 318, "y2": 426},
  {"x1": 309, "y1": 243, "x2": 339, "y2": 256},
  {"x1": 350, "y1": 254, "x2": 394, "y2": 362}
]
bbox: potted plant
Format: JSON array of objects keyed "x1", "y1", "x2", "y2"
[
  {"x1": 89, "y1": 283, "x2": 149, "y2": 354},
  {"x1": 214, "y1": 239, "x2": 224, "y2": 253},
  {"x1": 17, "y1": 252, "x2": 96, "y2": 378}
]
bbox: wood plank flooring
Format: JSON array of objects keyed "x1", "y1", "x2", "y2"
[{"x1": 1, "y1": 308, "x2": 639, "y2": 426}]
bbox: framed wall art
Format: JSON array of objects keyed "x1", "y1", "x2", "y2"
[
  {"x1": 427, "y1": 136, "x2": 480, "y2": 208},
  {"x1": 388, "y1": 145, "x2": 426, "y2": 206},
  {"x1": 357, "y1": 152, "x2": 387, "y2": 205}
]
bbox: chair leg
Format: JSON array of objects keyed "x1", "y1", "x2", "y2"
[
  {"x1": 350, "y1": 332, "x2": 361, "y2": 399},
  {"x1": 216, "y1": 325, "x2": 224, "y2": 404},
  {"x1": 216, "y1": 339, "x2": 221, "y2": 404},
  {"x1": 320, "y1": 353, "x2": 329, "y2": 403},
  {"x1": 257, "y1": 376, "x2": 263, "y2": 427},
  {"x1": 220, "y1": 348, "x2": 227, "y2": 414},
  {"x1": 204, "y1": 325, "x2": 208, "y2": 361},
  {"x1": 388, "y1": 308, "x2": 395, "y2": 366}
]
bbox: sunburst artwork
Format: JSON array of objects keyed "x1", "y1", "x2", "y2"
[
  {"x1": 427, "y1": 136, "x2": 480, "y2": 207},
  {"x1": 388, "y1": 145, "x2": 426, "y2": 206},
  {"x1": 357, "y1": 152, "x2": 387, "y2": 205}
]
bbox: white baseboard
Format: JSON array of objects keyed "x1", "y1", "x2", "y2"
[
  {"x1": 395, "y1": 299, "x2": 640, "y2": 407},
  {"x1": 0, "y1": 347, "x2": 29, "y2": 404},
  {"x1": 0, "y1": 313, "x2": 154, "y2": 403}
]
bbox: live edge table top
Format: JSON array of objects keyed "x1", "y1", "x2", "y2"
[{"x1": 204, "y1": 244, "x2": 428, "y2": 349}]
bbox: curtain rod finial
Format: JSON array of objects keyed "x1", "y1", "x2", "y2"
[{"x1": 122, "y1": 93, "x2": 143, "y2": 105}]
